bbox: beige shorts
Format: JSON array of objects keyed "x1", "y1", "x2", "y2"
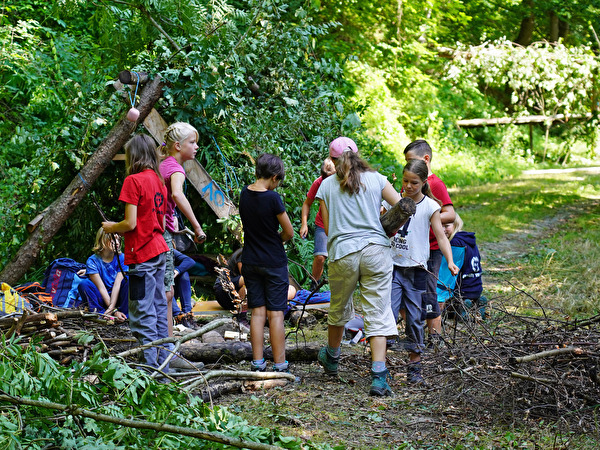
[{"x1": 328, "y1": 243, "x2": 397, "y2": 339}]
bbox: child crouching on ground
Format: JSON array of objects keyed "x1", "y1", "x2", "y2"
[
  {"x1": 239, "y1": 153, "x2": 294, "y2": 373},
  {"x1": 102, "y1": 134, "x2": 170, "y2": 371},
  {"x1": 78, "y1": 227, "x2": 128, "y2": 322}
]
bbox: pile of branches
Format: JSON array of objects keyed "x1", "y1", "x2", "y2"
[{"x1": 415, "y1": 287, "x2": 600, "y2": 434}]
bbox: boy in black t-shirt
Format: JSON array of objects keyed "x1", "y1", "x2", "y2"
[{"x1": 239, "y1": 153, "x2": 294, "y2": 372}]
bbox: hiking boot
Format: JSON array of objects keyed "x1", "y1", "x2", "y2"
[
  {"x1": 250, "y1": 359, "x2": 267, "y2": 372},
  {"x1": 170, "y1": 356, "x2": 205, "y2": 371},
  {"x1": 407, "y1": 361, "x2": 424, "y2": 385},
  {"x1": 369, "y1": 368, "x2": 394, "y2": 397},
  {"x1": 174, "y1": 314, "x2": 186, "y2": 326},
  {"x1": 318, "y1": 347, "x2": 339, "y2": 376}
]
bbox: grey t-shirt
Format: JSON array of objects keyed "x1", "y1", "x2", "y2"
[{"x1": 316, "y1": 171, "x2": 390, "y2": 262}]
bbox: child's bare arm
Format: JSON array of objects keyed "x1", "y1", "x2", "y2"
[
  {"x1": 319, "y1": 199, "x2": 329, "y2": 235},
  {"x1": 382, "y1": 181, "x2": 401, "y2": 206},
  {"x1": 299, "y1": 197, "x2": 314, "y2": 239},
  {"x1": 171, "y1": 171, "x2": 206, "y2": 243},
  {"x1": 431, "y1": 210, "x2": 459, "y2": 276},
  {"x1": 102, "y1": 204, "x2": 137, "y2": 234},
  {"x1": 277, "y1": 211, "x2": 294, "y2": 242}
]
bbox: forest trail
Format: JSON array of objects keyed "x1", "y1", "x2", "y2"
[{"x1": 477, "y1": 166, "x2": 600, "y2": 292}]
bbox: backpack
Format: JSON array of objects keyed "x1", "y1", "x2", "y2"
[
  {"x1": 1, "y1": 282, "x2": 32, "y2": 316},
  {"x1": 42, "y1": 258, "x2": 87, "y2": 308},
  {"x1": 14, "y1": 282, "x2": 53, "y2": 312}
]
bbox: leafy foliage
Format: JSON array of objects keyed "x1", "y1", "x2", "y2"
[{"x1": 0, "y1": 336, "x2": 318, "y2": 448}]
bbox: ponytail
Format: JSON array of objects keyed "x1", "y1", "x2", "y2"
[{"x1": 335, "y1": 151, "x2": 374, "y2": 195}]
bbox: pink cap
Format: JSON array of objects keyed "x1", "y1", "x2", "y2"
[{"x1": 329, "y1": 137, "x2": 358, "y2": 158}]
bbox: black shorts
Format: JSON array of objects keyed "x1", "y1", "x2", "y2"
[{"x1": 242, "y1": 264, "x2": 289, "y2": 311}]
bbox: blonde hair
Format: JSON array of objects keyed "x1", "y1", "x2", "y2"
[
  {"x1": 448, "y1": 213, "x2": 464, "y2": 241},
  {"x1": 162, "y1": 122, "x2": 199, "y2": 157},
  {"x1": 93, "y1": 228, "x2": 114, "y2": 254}
]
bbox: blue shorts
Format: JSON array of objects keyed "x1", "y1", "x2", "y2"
[
  {"x1": 242, "y1": 264, "x2": 289, "y2": 312},
  {"x1": 392, "y1": 266, "x2": 426, "y2": 354},
  {"x1": 423, "y1": 250, "x2": 442, "y2": 320},
  {"x1": 314, "y1": 226, "x2": 328, "y2": 257}
]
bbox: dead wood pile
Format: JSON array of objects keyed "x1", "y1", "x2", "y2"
[{"x1": 402, "y1": 287, "x2": 600, "y2": 434}]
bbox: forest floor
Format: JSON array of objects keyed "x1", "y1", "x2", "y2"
[{"x1": 211, "y1": 169, "x2": 600, "y2": 449}]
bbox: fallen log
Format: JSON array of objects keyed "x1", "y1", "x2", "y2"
[
  {"x1": 380, "y1": 197, "x2": 417, "y2": 237},
  {"x1": 457, "y1": 113, "x2": 593, "y2": 128},
  {"x1": 179, "y1": 341, "x2": 320, "y2": 364}
]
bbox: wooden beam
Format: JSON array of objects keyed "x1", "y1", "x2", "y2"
[{"x1": 457, "y1": 113, "x2": 593, "y2": 128}]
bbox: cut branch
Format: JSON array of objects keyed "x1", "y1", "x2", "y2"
[{"x1": 0, "y1": 394, "x2": 279, "y2": 450}]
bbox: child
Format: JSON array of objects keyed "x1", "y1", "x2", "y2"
[
  {"x1": 78, "y1": 227, "x2": 128, "y2": 322},
  {"x1": 171, "y1": 249, "x2": 198, "y2": 329},
  {"x1": 299, "y1": 157, "x2": 336, "y2": 290},
  {"x1": 388, "y1": 159, "x2": 458, "y2": 384},
  {"x1": 438, "y1": 214, "x2": 487, "y2": 320},
  {"x1": 404, "y1": 140, "x2": 456, "y2": 342},
  {"x1": 316, "y1": 136, "x2": 401, "y2": 397},
  {"x1": 239, "y1": 153, "x2": 294, "y2": 373},
  {"x1": 160, "y1": 122, "x2": 207, "y2": 335},
  {"x1": 102, "y1": 134, "x2": 170, "y2": 371}
]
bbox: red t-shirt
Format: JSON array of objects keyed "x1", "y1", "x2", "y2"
[
  {"x1": 119, "y1": 169, "x2": 169, "y2": 265},
  {"x1": 428, "y1": 173, "x2": 452, "y2": 251},
  {"x1": 307, "y1": 176, "x2": 325, "y2": 229}
]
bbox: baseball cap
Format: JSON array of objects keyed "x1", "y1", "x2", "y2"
[{"x1": 329, "y1": 137, "x2": 358, "y2": 158}]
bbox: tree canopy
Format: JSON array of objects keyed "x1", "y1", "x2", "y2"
[{"x1": 1, "y1": 0, "x2": 599, "y2": 280}]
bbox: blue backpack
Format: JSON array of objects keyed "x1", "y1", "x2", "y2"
[{"x1": 42, "y1": 258, "x2": 87, "y2": 308}]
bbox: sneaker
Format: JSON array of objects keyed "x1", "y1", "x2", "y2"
[
  {"x1": 273, "y1": 361, "x2": 290, "y2": 373},
  {"x1": 250, "y1": 359, "x2": 267, "y2": 372},
  {"x1": 369, "y1": 368, "x2": 394, "y2": 397},
  {"x1": 318, "y1": 347, "x2": 339, "y2": 376},
  {"x1": 407, "y1": 361, "x2": 424, "y2": 385}
]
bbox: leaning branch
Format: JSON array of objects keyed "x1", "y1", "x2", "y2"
[{"x1": 0, "y1": 394, "x2": 279, "y2": 450}]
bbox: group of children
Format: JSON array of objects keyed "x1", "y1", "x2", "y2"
[{"x1": 82, "y1": 120, "x2": 483, "y2": 388}]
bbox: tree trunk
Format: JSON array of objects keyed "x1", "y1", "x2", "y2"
[
  {"x1": 0, "y1": 76, "x2": 165, "y2": 286},
  {"x1": 179, "y1": 341, "x2": 320, "y2": 364},
  {"x1": 549, "y1": 11, "x2": 559, "y2": 42},
  {"x1": 515, "y1": 0, "x2": 535, "y2": 46}
]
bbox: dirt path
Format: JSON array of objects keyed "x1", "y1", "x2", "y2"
[{"x1": 214, "y1": 167, "x2": 600, "y2": 448}]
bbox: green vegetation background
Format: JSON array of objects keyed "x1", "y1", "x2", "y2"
[{"x1": 1, "y1": 0, "x2": 599, "y2": 284}]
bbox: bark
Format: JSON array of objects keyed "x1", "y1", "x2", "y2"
[
  {"x1": 380, "y1": 197, "x2": 417, "y2": 237},
  {"x1": 179, "y1": 341, "x2": 320, "y2": 364},
  {"x1": 515, "y1": 0, "x2": 535, "y2": 46},
  {"x1": 0, "y1": 76, "x2": 165, "y2": 286},
  {"x1": 456, "y1": 113, "x2": 593, "y2": 128},
  {"x1": 549, "y1": 11, "x2": 559, "y2": 43}
]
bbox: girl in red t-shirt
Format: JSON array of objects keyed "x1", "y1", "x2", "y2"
[{"x1": 103, "y1": 134, "x2": 170, "y2": 371}]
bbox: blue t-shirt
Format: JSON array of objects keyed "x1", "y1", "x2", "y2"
[
  {"x1": 85, "y1": 253, "x2": 128, "y2": 294},
  {"x1": 239, "y1": 186, "x2": 287, "y2": 267}
]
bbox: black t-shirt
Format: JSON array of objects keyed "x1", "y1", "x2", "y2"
[{"x1": 239, "y1": 186, "x2": 287, "y2": 267}]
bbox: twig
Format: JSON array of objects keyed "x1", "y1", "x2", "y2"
[{"x1": 510, "y1": 346, "x2": 583, "y2": 364}]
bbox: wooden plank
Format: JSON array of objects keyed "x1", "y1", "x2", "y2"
[{"x1": 143, "y1": 108, "x2": 168, "y2": 145}]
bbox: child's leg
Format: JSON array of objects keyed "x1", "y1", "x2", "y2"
[
  {"x1": 400, "y1": 268, "x2": 426, "y2": 354},
  {"x1": 356, "y1": 244, "x2": 396, "y2": 361},
  {"x1": 266, "y1": 310, "x2": 286, "y2": 364},
  {"x1": 128, "y1": 254, "x2": 164, "y2": 368},
  {"x1": 153, "y1": 253, "x2": 170, "y2": 368},
  {"x1": 78, "y1": 278, "x2": 105, "y2": 313},
  {"x1": 250, "y1": 306, "x2": 267, "y2": 361}
]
